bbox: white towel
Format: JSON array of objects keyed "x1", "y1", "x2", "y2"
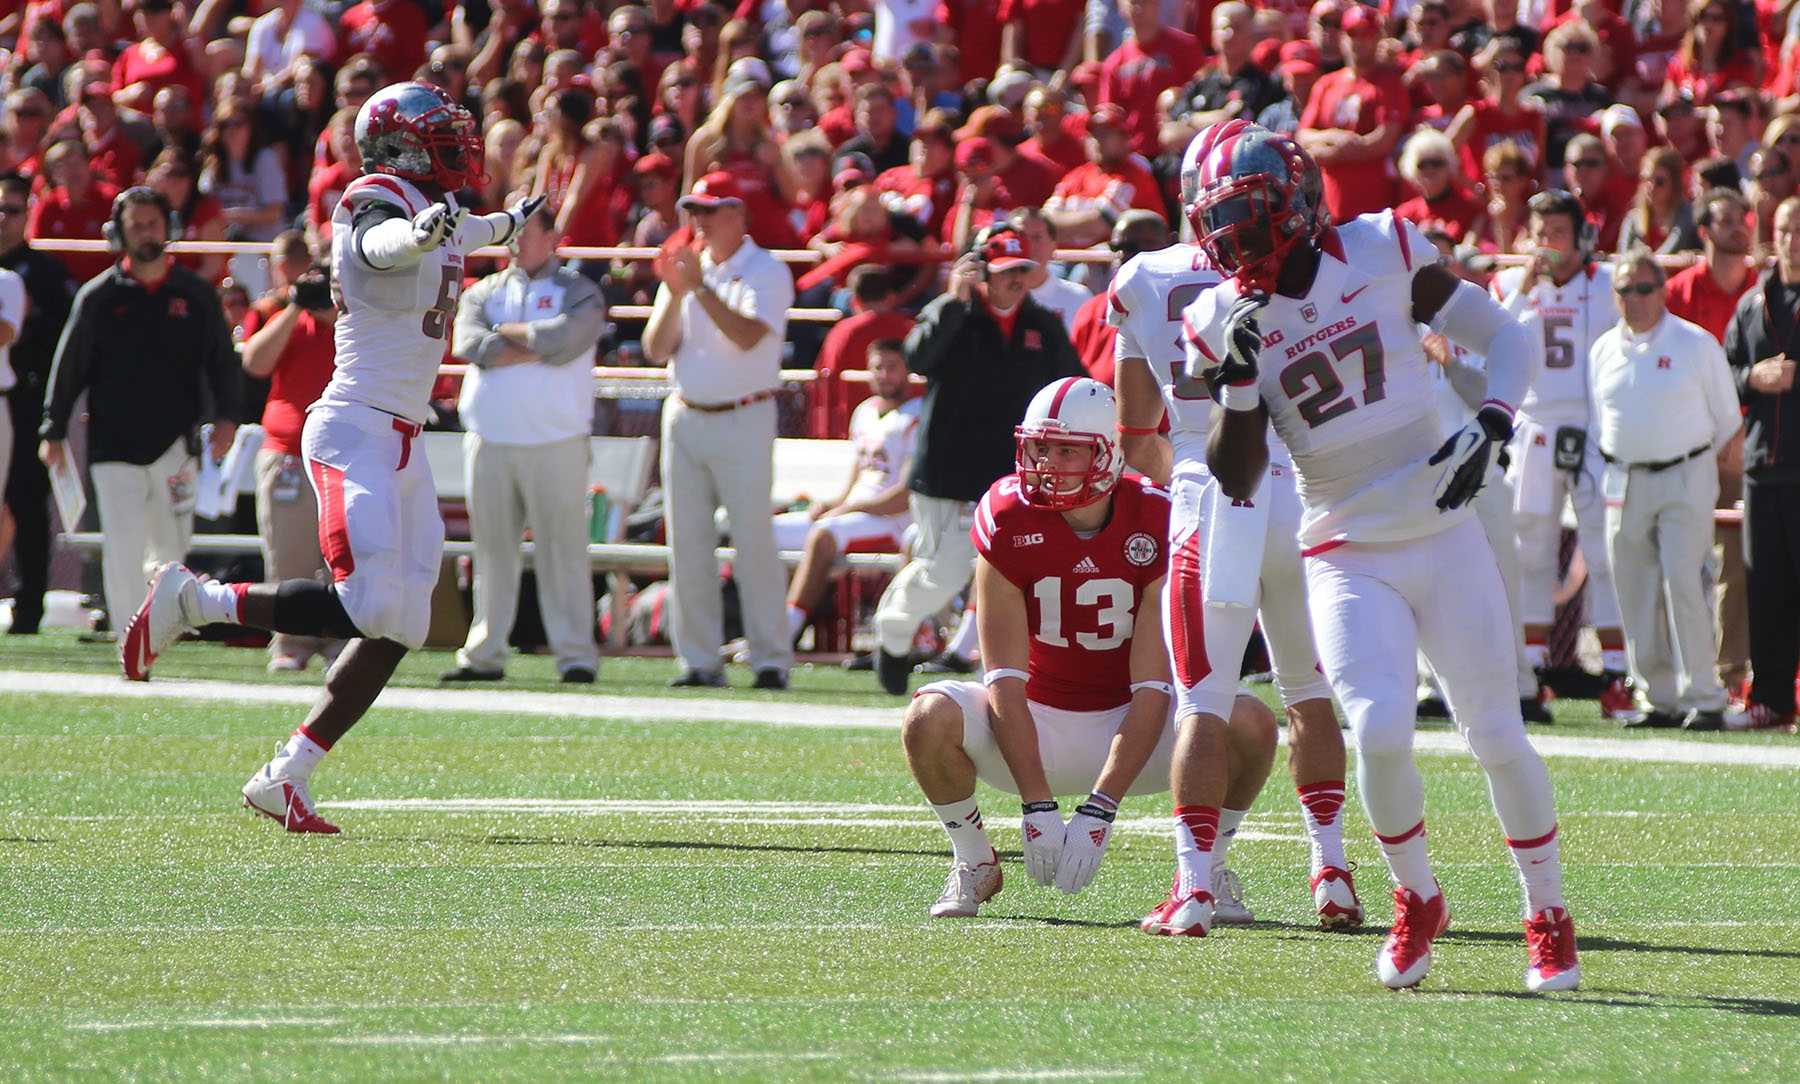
[
  {"x1": 1200, "y1": 466, "x2": 1271, "y2": 609},
  {"x1": 195, "y1": 424, "x2": 265, "y2": 520},
  {"x1": 1507, "y1": 417, "x2": 1556, "y2": 519}
]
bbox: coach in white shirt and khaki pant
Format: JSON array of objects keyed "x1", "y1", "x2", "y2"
[
  {"x1": 644, "y1": 172, "x2": 795, "y2": 689},
  {"x1": 444, "y1": 209, "x2": 606, "y2": 684},
  {"x1": 1589, "y1": 248, "x2": 1743, "y2": 729}
]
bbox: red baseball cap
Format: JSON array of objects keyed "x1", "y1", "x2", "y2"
[
  {"x1": 981, "y1": 228, "x2": 1037, "y2": 272},
  {"x1": 954, "y1": 136, "x2": 997, "y2": 171},
  {"x1": 678, "y1": 171, "x2": 746, "y2": 210},
  {"x1": 634, "y1": 152, "x2": 678, "y2": 179},
  {"x1": 1280, "y1": 40, "x2": 1323, "y2": 64},
  {"x1": 1251, "y1": 38, "x2": 1282, "y2": 72},
  {"x1": 840, "y1": 47, "x2": 873, "y2": 76},
  {"x1": 1340, "y1": 4, "x2": 1382, "y2": 36},
  {"x1": 1086, "y1": 103, "x2": 1129, "y2": 135}
]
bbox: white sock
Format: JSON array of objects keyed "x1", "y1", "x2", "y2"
[
  {"x1": 1524, "y1": 641, "x2": 1548, "y2": 669},
  {"x1": 943, "y1": 606, "x2": 978, "y2": 659},
  {"x1": 1297, "y1": 780, "x2": 1349, "y2": 873},
  {"x1": 192, "y1": 580, "x2": 244, "y2": 625},
  {"x1": 928, "y1": 798, "x2": 992, "y2": 866},
  {"x1": 268, "y1": 728, "x2": 328, "y2": 782},
  {"x1": 1173, "y1": 805, "x2": 1219, "y2": 897},
  {"x1": 1211, "y1": 807, "x2": 1249, "y2": 871},
  {"x1": 1375, "y1": 820, "x2": 1438, "y2": 900},
  {"x1": 786, "y1": 604, "x2": 807, "y2": 638},
  {"x1": 1600, "y1": 647, "x2": 1628, "y2": 674},
  {"x1": 1507, "y1": 824, "x2": 1565, "y2": 918}
]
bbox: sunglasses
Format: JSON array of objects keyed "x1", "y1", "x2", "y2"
[
  {"x1": 1416, "y1": 158, "x2": 1449, "y2": 169},
  {"x1": 1318, "y1": 16, "x2": 1340, "y2": 27},
  {"x1": 1491, "y1": 60, "x2": 1524, "y2": 73},
  {"x1": 1561, "y1": 41, "x2": 1592, "y2": 53},
  {"x1": 1571, "y1": 158, "x2": 1606, "y2": 169},
  {"x1": 1649, "y1": 173, "x2": 1672, "y2": 187},
  {"x1": 1491, "y1": 170, "x2": 1524, "y2": 183},
  {"x1": 1615, "y1": 282, "x2": 1660, "y2": 296}
]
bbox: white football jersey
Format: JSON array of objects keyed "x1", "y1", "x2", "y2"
[
  {"x1": 845, "y1": 395, "x2": 921, "y2": 503},
  {"x1": 323, "y1": 173, "x2": 467, "y2": 424},
  {"x1": 1183, "y1": 210, "x2": 1461, "y2": 549},
  {"x1": 1490, "y1": 260, "x2": 1616, "y2": 428}
]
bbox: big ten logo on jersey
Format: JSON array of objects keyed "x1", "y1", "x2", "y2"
[
  {"x1": 1277, "y1": 313, "x2": 1388, "y2": 429},
  {"x1": 1014, "y1": 532, "x2": 1045, "y2": 546},
  {"x1": 1031, "y1": 574, "x2": 1135, "y2": 651}
]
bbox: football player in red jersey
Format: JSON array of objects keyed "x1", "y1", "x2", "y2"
[{"x1": 900, "y1": 377, "x2": 1277, "y2": 926}]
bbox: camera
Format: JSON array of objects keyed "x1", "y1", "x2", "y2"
[{"x1": 289, "y1": 268, "x2": 333, "y2": 312}]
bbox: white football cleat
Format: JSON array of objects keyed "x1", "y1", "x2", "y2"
[
  {"x1": 1377, "y1": 885, "x2": 1450, "y2": 989},
  {"x1": 1210, "y1": 866, "x2": 1254, "y2": 926},
  {"x1": 242, "y1": 763, "x2": 340, "y2": 834},
  {"x1": 928, "y1": 852, "x2": 1002, "y2": 918},
  {"x1": 1524, "y1": 906, "x2": 1581, "y2": 992},
  {"x1": 1140, "y1": 883, "x2": 1215, "y2": 937},
  {"x1": 1311, "y1": 865, "x2": 1364, "y2": 930},
  {"x1": 120, "y1": 562, "x2": 199, "y2": 681}
]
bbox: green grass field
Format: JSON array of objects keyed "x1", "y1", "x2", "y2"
[{"x1": 3, "y1": 630, "x2": 1798, "y2": 1081}]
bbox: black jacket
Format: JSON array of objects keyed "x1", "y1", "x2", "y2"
[
  {"x1": 0, "y1": 242, "x2": 75, "y2": 417},
  {"x1": 41, "y1": 261, "x2": 239, "y2": 466},
  {"x1": 1724, "y1": 268, "x2": 1800, "y2": 485},
  {"x1": 903, "y1": 290, "x2": 1084, "y2": 503}
]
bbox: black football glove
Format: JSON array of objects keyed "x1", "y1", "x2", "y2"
[
  {"x1": 289, "y1": 269, "x2": 333, "y2": 312},
  {"x1": 1430, "y1": 405, "x2": 1514, "y2": 512},
  {"x1": 1221, "y1": 292, "x2": 1268, "y2": 387}
]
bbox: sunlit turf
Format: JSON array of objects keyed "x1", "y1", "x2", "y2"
[{"x1": 2, "y1": 632, "x2": 1797, "y2": 1080}]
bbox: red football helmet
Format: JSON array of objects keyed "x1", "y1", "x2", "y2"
[
  {"x1": 1187, "y1": 123, "x2": 1327, "y2": 293},
  {"x1": 355, "y1": 81, "x2": 487, "y2": 192},
  {"x1": 1014, "y1": 377, "x2": 1125, "y2": 511}
]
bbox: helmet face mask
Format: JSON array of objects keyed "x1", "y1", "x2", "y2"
[
  {"x1": 1014, "y1": 429, "x2": 1118, "y2": 511},
  {"x1": 1194, "y1": 175, "x2": 1293, "y2": 292},
  {"x1": 357, "y1": 82, "x2": 488, "y2": 192},
  {"x1": 1187, "y1": 124, "x2": 1326, "y2": 293}
]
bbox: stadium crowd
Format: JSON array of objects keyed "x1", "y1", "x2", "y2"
[{"x1": 0, "y1": 0, "x2": 1796, "y2": 727}]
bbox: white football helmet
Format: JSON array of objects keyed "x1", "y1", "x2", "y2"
[
  {"x1": 1014, "y1": 377, "x2": 1125, "y2": 510},
  {"x1": 1179, "y1": 119, "x2": 1258, "y2": 220}
]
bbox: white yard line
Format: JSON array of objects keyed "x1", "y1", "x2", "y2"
[
  {"x1": 2, "y1": 669, "x2": 1797, "y2": 769},
  {"x1": 71, "y1": 1017, "x2": 345, "y2": 1032},
  {"x1": 882, "y1": 1071, "x2": 1142, "y2": 1082}
]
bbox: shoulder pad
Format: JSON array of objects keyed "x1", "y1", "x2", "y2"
[
  {"x1": 343, "y1": 174, "x2": 423, "y2": 215},
  {"x1": 1336, "y1": 210, "x2": 1441, "y2": 280}
]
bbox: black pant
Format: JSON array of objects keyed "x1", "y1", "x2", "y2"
[
  {"x1": 1744, "y1": 478, "x2": 1800, "y2": 714},
  {"x1": 4, "y1": 389, "x2": 49, "y2": 627}
]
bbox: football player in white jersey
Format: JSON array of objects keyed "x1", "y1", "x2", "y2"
[
  {"x1": 1182, "y1": 124, "x2": 1579, "y2": 992},
  {"x1": 1490, "y1": 191, "x2": 1631, "y2": 713},
  {"x1": 121, "y1": 82, "x2": 546, "y2": 834},
  {"x1": 1110, "y1": 119, "x2": 1361, "y2": 932}
]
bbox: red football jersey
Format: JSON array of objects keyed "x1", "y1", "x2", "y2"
[{"x1": 973, "y1": 474, "x2": 1172, "y2": 712}]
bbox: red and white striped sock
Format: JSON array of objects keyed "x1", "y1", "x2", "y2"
[
  {"x1": 927, "y1": 798, "x2": 992, "y2": 866},
  {"x1": 1375, "y1": 820, "x2": 1437, "y2": 900},
  {"x1": 1296, "y1": 779, "x2": 1348, "y2": 873},
  {"x1": 1507, "y1": 824, "x2": 1565, "y2": 918},
  {"x1": 192, "y1": 580, "x2": 250, "y2": 625},
  {"x1": 269, "y1": 725, "x2": 330, "y2": 782},
  {"x1": 1174, "y1": 805, "x2": 1220, "y2": 897}
]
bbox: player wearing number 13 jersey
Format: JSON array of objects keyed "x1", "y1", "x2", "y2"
[
  {"x1": 1183, "y1": 124, "x2": 1579, "y2": 992},
  {"x1": 122, "y1": 82, "x2": 546, "y2": 836},
  {"x1": 901, "y1": 378, "x2": 1276, "y2": 929}
]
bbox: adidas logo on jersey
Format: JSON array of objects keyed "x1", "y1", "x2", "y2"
[{"x1": 1072, "y1": 556, "x2": 1101, "y2": 575}]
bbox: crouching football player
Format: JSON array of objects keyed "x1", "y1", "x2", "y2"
[{"x1": 901, "y1": 377, "x2": 1277, "y2": 926}]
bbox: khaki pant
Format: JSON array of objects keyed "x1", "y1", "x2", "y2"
[
  {"x1": 660, "y1": 397, "x2": 791, "y2": 675},
  {"x1": 255, "y1": 448, "x2": 330, "y2": 663},
  {"x1": 874, "y1": 494, "x2": 976, "y2": 656},
  {"x1": 91, "y1": 438, "x2": 195, "y2": 631},
  {"x1": 1604, "y1": 455, "x2": 1727, "y2": 712},
  {"x1": 458, "y1": 432, "x2": 599, "y2": 675}
]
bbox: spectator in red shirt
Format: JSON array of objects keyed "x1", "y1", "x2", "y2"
[
  {"x1": 148, "y1": 149, "x2": 227, "y2": 282},
  {"x1": 1601, "y1": 104, "x2": 1648, "y2": 189},
  {"x1": 1395, "y1": 128, "x2": 1485, "y2": 243},
  {"x1": 1618, "y1": 145, "x2": 1702, "y2": 254},
  {"x1": 1043, "y1": 103, "x2": 1166, "y2": 247},
  {"x1": 1707, "y1": 89, "x2": 1761, "y2": 179},
  {"x1": 875, "y1": 112, "x2": 958, "y2": 240},
  {"x1": 1473, "y1": 140, "x2": 1537, "y2": 255},
  {"x1": 340, "y1": 0, "x2": 431, "y2": 89},
  {"x1": 306, "y1": 108, "x2": 360, "y2": 253},
  {"x1": 936, "y1": 0, "x2": 1004, "y2": 86},
  {"x1": 1, "y1": 89, "x2": 53, "y2": 180},
  {"x1": 111, "y1": 0, "x2": 207, "y2": 116},
  {"x1": 1546, "y1": 0, "x2": 1638, "y2": 92},
  {"x1": 955, "y1": 105, "x2": 1060, "y2": 209},
  {"x1": 77, "y1": 82, "x2": 141, "y2": 190},
  {"x1": 1446, "y1": 39, "x2": 1547, "y2": 184},
  {"x1": 27, "y1": 138, "x2": 117, "y2": 282},
  {"x1": 1564, "y1": 132, "x2": 1630, "y2": 251},
  {"x1": 1666, "y1": 187, "x2": 1754, "y2": 341},
  {"x1": 1098, "y1": 0, "x2": 1206, "y2": 159},
  {"x1": 1021, "y1": 85, "x2": 1087, "y2": 173},
  {"x1": 1410, "y1": 49, "x2": 1472, "y2": 133},
  {"x1": 998, "y1": 0, "x2": 1085, "y2": 74},
  {"x1": 240, "y1": 233, "x2": 339, "y2": 672},
  {"x1": 811, "y1": 265, "x2": 917, "y2": 437},
  {"x1": 1663, "y1": 0, "x2": 1761, "y2": 105},
  {"x1": 684, "y1": 64, "x2": 802, "y2": 249},
  {"x1": 1307, "y1": 0, "x2": 1348, "y2": 74},
  {"x1": 944, "y1": 137, "x2": 1015, "y2": 249},
  {"x1": 1298, "y1": 3, "x2": 1407, "y2": 220}
]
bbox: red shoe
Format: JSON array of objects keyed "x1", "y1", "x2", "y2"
[
  {"x1": 1311, "y1": 865, "x2": 1364, "y2": 930},
  {"x1": 1140, "y1": 876, "x2": 1214, "y2": 937},
  {"x1": 1524, "y1": 906, "x2": 1580, "y2": 992},
  {"x1": 120, "y1": 562, "x2": 198, "y2": 681},
  {"x1": 1724, "y1": 702, "x2": 1799, "y2": 733},
  {"x1": 1377, "y1": 885, "x2": 1450, "y2": 989},
  {"x1": 1597, "y1": 676, "x2": 1637, "y2": 720},
  {"x1": 242, "y1": 764, "x2": 340, "y2": 834}
]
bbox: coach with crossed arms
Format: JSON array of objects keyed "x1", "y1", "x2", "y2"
[{"x1": 644, "y1": 171, "x2": 794, "y2": 690}]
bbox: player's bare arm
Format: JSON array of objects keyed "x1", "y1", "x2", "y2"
[
  {"x1": 1115, "y1": 355, "x2": 1172, "y2": 485},
  {"x1": 976, "y1": 556, "x2": 1053, "y2": 805},
  {"x1": 1088, "y1": 573, "x2": 1173, "y2": 802}
]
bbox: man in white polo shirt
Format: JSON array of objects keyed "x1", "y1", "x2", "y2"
[
  {"x1": 1589, "y1": 246, "x2": 1743, "y2": 730},
  {"x1": 444, "y1": 208, "x2": 607, "y2": 684},
  {"x1": 644, "y1": 171, "x2": 795, "y2": 689}
]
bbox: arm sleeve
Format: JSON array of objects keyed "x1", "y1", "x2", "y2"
[
  {"x1": 352, "y1": 199, "x2": 423, "y2": 271},
  {"x1": 461, "y1": 209, "x2": 521, "y2": 251},
  {"x1": 451, "y1": 274, "x2": 506, "y2": 367},
  {"x1": 902, "y1": 293, "x2": 970, "y2": 375},
  {"x1": 1428, "y1": 277, "x2": 1532, "y2": 415},
  {"x1": 39, "y1": 284, "x2": 97, "y2": 440},
  {"x1": 1442, "y1": 351, "x2": 1489, "y2": 411},
  {"x1": 525, "y1": 275, "x2": 608, "y2": 365},
  {"x1": 1701, "y1": 333, "x2": 1744, "y2": 449}
]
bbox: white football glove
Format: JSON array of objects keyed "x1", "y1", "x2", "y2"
[
  {"x1": 504, "y1": 194, "x2": 548, "y2": 239},
  {"x1": 1430, "y1": 404, "x2": 1513, "y2": 512},
  {"x1": 1020, "y1": 802, "x2": 1065, "y2": 887},
  {"x1": 1054, "y1": 806, "x2": 1115, "y2": 894},
  {"x1": 411, "y1": 195, "x2": 464, "y2": 252}
]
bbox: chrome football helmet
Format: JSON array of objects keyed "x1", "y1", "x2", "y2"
[
  {"x1": 1187, "y1": 123, "x2": 1327, "y2": 293},
  {"x1": 1014, "y1": 377, "x2": 1125, "y2": 511},
  {"x1": 355, "y1": 81, "x2": 486, "y2": 192}
]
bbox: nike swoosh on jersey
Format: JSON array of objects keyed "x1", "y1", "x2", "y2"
[{"x1": 1340, "y1": 285, "x2": 1370, "y2": 303}]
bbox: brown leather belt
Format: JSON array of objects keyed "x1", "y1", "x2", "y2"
[{"x1": 678, "y1": 388, "x2": 778, "y2": 413}]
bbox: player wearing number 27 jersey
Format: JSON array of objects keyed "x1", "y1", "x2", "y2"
[{"x1": 1182, "y1": 124, "x2": 1578, "y2": 992}]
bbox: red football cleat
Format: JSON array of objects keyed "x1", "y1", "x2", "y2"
[
  {"x1": 1140, "y1": 877, "x2": 1215, "y2": 937},
  {"x1": 1597, "y1": 675, "x2": 1637, "y2": 720},
  {"x1": 242, "y1": 765, "x2": 340, "y2": 834},
  {"x1": 1377, "y1": 885, "x2": 1450, "y2": 989},
  {"x1": 1524, "y1": 906, "x2": 1580, "y2": 992},
  {"x1": 120, "y1": 562, "x2": 198, "y2": 681},
  {"x1": 1311, "y1": 865, "x2": 1364, "y2": 930}
]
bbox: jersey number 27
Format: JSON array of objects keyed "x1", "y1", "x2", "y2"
[{"x1": 1278, "y1": 323, "x2": 1388, "y2": 428}]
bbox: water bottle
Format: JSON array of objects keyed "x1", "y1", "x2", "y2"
[{"x1": 588, "y1": 484, "x2": 611, "y2": 542}]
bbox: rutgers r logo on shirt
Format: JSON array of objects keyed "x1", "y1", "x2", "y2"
[
  {"x1": 1657, "y1": 356, "x2": 1671, "y2": 369},
  {"x1": 168, "y1": 297, "x2": 187, "y2": 319}
]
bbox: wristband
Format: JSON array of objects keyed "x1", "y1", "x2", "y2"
[
  {"x1": 1021, "y1": 799, "x2": 1059, "y2": 815},
  {"x1": 1130, "y1": 680, "x2": 1174, "y2": 696},
  {"x1": 983, "y1": 667, "x2": 1029, "y2": 687},
  {"x1": 1074, "y1": 794, "x2": 1118, "y2": 823},
  {"x1": 1220, "y1": 382, "x2": 1260, "y2": 412},
  {"x1": 1117, "y1": 423, "x2": 1161, "y2": 436}
]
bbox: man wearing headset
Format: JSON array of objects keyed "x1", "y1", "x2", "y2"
[
  {"x1": 1490, "y1": 189, "x2": 1629, "y2": 713},
  {"x1": 38, "y1": 186, "x2": 239, "y2": 636}
]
